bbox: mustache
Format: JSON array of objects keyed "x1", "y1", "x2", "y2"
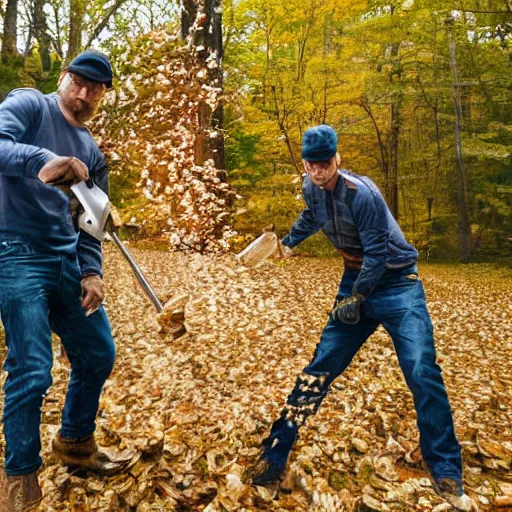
[
  {"x1": 71, "y1": 98, "x2": 96, "y2": 122},
  {"x1": 75, "y1": 98, "x2": 92, "y2": 111}
]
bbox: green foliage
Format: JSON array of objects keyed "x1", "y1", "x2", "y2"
[
  {"x1": 0, "y1": 54, "x2": 29, "y2": 100},
  {"x1": 0, "y1": 64, "x2": 24, "y2": 100},
  {"x1": 224, "y1": 0, "x2": 512, "y2": 261},
  {"x1": 0, "y1": 51, "x2": 61, "y2": 100},
  {"x1": 35, "y1": 58, "x2": 62, "y2": 94},
  {"x1": 225, "y1": 120, "x2": 263, "y2": 185},
  {"x1": 2, "y1": 0, "x2": 511, "y2": 261}
]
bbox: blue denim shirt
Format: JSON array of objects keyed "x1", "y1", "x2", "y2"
[
  {"x1": 282, "y1": 170, "x2": 418, "y2": 298},
  {"x1": 0, "y1": 88, "x2": 108, "y2": 277}
]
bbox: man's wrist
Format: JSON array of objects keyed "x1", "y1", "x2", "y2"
[{"x1": 29, "y1": 151, "x2": 58, "y2": 179}]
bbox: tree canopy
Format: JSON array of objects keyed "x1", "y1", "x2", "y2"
[{"x1": 1, "y1": 0, "x2": 511, "y2": 260}]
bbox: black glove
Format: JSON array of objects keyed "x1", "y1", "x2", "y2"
[{"x1": 331, "y1": 294, "x2": 363, "y2": 324}]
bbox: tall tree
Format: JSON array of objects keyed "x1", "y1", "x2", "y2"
[
  {"x1": 33, "y1": 0, "x2": 52, "y2": 70},
  {"x1": 66, "y1": 0, "x2": 86, "y2": 62},
  {"x1": 181, "y1": 0, "x2": 225, "y2": 170},
  {"x1": 446, "y1": 15, "x2": 472, "y2": 262},
  {"x1": 2, "y1": 0, "x2": 19, "y2": 61}
]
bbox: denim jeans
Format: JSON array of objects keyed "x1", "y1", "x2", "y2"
[
  {"x1": 0, "y1": 236, "x2": 115, "y2": 476},
  {"x1": 291, "y1": 265, "x2": 462, "y2": 482}
]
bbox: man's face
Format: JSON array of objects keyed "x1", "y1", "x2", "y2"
[
  {"x1": 58, "y1": 72, "x2": 105, "y2": 123},
  {"x1": 303, "y1": 156, "x2": 337, "y2": 187}
]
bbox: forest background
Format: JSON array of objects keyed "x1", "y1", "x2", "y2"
[{"x1": 1, "y1": 0, "x2": 511, "y2": 263}]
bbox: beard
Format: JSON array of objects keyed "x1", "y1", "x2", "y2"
[
  {"x1": 69, "y1": 98, "x2": 95, "y2": 123},
  {"x1": 57, "y1": 86, "x2": 96, "y2": 123}
]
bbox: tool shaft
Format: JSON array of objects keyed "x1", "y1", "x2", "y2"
[{"x1": 110, "y1": 231, "x2": 163, "y2": 313}]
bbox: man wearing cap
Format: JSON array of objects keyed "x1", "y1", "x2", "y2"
[
  {"x1": 250, "y1": 125, "x2": 473, "y2": 510},
  {"x1": 0, "y1": 50, "x2": 130, "y2": 511}
]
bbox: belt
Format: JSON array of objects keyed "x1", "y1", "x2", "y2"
[
  {"x1": 338, "y1": 249, "x2": 363, "y2": 270},
  {"x1": 343, "y1": 258, "x2": 362, "y2": 270}
]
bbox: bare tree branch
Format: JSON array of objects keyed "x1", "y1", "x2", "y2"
[{"x1": 84, "y1": 0, "x2": 130, "y2": 49}]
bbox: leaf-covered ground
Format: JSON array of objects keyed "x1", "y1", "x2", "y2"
[{"x1": 1, "y1": 247, "x2": 511, "y2": 511}]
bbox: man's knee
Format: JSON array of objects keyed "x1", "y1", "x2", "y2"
[
  {"x1": 95, "y1": 336, "x2": 116, "y2": 377},
  {"x1": 401, "y1": 354, "x2": 442, "y2": 391},
  {"x1": 5, "y1": 366, "x2": 52, "y2": 404},
  {"x1": 30, "y1": 368, "x2": 53, "y2": 398}
]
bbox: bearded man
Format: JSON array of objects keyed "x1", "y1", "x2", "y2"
[{"x1": 0, "y1": 50, "x2": 130, "y2": 511}]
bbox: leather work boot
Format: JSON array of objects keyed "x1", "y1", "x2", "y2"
[
  {"x1": 52, "y1": 431, "x2": 134, "y2": 476},
  {"x1": 0, "y1": 470, "x2": 42, "y2": 512},
  {"x1": 250, "y1": 417, "x2": 298, "y2": 486}
]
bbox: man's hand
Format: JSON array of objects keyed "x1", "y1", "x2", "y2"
[
  {"x1": 272, "y1": 240, "x2": 293, "y2": 260},
  {"x1": 81, "y1": 275, "x2": 104, "y2": 317},
  {"x1": 331, "y1": 294, "x2": 363, "y2": 324},
  {"x1": 38, "y1": 156, "x2": 89, "y2": 185}
]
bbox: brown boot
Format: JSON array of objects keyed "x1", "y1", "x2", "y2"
[
  {"x1": 0, "y1": 470, "x2": 42, "y2": 512},
  {"x1": 52, "y1": 431, "x2": 134, "y2": 476}
]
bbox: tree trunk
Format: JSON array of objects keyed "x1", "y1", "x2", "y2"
[
  {"x1": 389, "y1": 99, "x2": 401, "y2": 220},
  {"x1": 204, "y1": 0, "x2": 224, "y2": 170},
  {"x1": 388, "y1": 43, "x2": 401, "y2": 220},
  {"x1": 181, "y1": 0, "x2": 205, "y2": 166},
  {"x1": 51, "y1": 2, "x2": 64, "y2": 59},
  {"x1": 181, "y1": 0, "x2": 198, "y2": 40},
  {"x1": 67, "y1": 0, "x2": 86, "y2": 62},
  {"x1": 323, "y1": 11, "x2": 333, "y2": 57},
  {"x1": 23, "y1": 26, "x2": 33, "y2": 57},
  {"x1": 181, "y1": 0, "x2": 225, "y2": 170},
  {"x1": 447, "y1": 18, "x2": 472, "y2": 262},
  {"x1": 34, "y1": 0, "x2": 52, "y2": 71},
  {"x1": 84, "y1": 0, "x2": 129, "y2": 49},
  {"x1": 2, "y1": 0, "x2": 18, "y2": 61},
  {"x1": 360, "y1": 100, "x2": 390, "y2": 186},
  {"x1": 296, "y1": 13, "x2": 313, "y2": 83},
  {"x1": 263, "y1": 27, "x2": 272, "y2": 107},
  {"x1": 271, "y1": 84, "x2": 302, "y2": 175}
]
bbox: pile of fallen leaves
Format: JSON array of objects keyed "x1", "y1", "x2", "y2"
[
  {"x1": 91, "y1": 23, "x2": 238, "y2": 253},
  {"x1": 1, "y1": 251, "x2": 511, "y2": 511}
]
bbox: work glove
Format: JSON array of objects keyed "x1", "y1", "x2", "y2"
[{"x1": 331, "y1": 294, "x2": 363, "y2": 324}]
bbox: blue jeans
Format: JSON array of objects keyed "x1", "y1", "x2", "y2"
[
  {"x1": 0, "y1": 236, "x2": 115, "y2": 476},
  {"x1": 286, "y1": 265, "x2": 462, "y2": 482}
]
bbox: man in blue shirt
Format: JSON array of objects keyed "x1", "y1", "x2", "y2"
[
  {"x1": 0, "y1": 50, "x2": 130, "y2": 510},
  {"x1": 250, "y1": 125, "x2": 472, "y2": 510}
]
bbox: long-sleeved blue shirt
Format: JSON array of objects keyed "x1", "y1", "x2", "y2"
[
  {"x1": 282, "y1": 170, "x2": 418, "y2": 299},
  {"x1": 0, "y1": 88, "x2": 108, "y2": 277}
]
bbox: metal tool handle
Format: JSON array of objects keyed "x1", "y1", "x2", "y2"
[{"x1": 109, "y1": 230, "x2": 163, "y2": 313}]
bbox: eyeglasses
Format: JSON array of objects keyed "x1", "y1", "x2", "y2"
[
  {"x1": 67, "y1": 73, "x2": 105, "y2": 99},
  {"x1": 303, "y1": 159, "x2": 333, "y2": 172}
]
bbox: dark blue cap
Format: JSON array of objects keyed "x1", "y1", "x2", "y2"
[
  {"x1": 301, "y1": 124, "x2": 338, "y2": 162},
  {"x1": 66, "y1": 50, "x2": 113, "y2": 88}
]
